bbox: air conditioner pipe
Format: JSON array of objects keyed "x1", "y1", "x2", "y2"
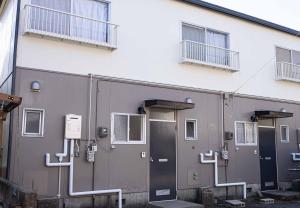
[
  {"x1": 45, "y1": 139, "x2": 122, "y2": 208},
  {"x1": 200, "y1": 151, "x2": 247, "y2": 199}
]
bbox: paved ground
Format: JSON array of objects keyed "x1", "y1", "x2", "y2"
[
  {"x1": 216, "y1": 200, "x2": 300, "y2": 208},
  {"x1": 246, "y1": 202, "x2": 300, "y2": 208}
]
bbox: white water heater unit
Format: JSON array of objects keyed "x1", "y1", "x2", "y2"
[{"x1": 65, "y1": 114, "x2": 82, "y2": 139}]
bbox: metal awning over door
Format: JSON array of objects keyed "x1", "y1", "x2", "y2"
[
  {"x1": 145, "y1": 99, "x2": 195, "y2": 110},
  {"x1": 254, "y1": 110, "x2": 293, "y2": 119}
]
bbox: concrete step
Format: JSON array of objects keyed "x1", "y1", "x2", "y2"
[
  {"x1": 262, "y1": 190, "x2": 300, "y2": 201},
  {"x1": 225, "y1": 200, "x2": 245, "y2": 207},
  {"x1": 260, "y1": 198, "x2": 275, "y2": 204},
  {"x1": 148, "y1": 200, "x2": 203, "y2": 208}
]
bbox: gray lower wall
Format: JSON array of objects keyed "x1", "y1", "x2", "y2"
[{"x1": 9, "y1": 68, "x2": 300, "y2": 203}]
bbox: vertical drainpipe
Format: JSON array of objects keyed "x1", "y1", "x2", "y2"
[
  {"x1": 92, "y1": 79, "x2": 100, "y2": 208},
  {"x1": 222, "y1": 92, "x2": 229, "y2": 199},
  {"x1": 7, "y1": 0, "x2": 21, "y2": 180}
]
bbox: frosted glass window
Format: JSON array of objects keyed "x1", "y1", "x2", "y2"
[
  {"x1": 185, "y1": 119, "x2": 197, "y2": 140},
  {"x1": 129, "y1": 116, "x2": 143, "y2": 141},
  {"x1": 235, "y1": 121, "x2": 257, "y2": 145},
  {"x1": 113, "y1": 114, "x2": 128, "y2": 142},
  {"x1": 182, "y1": 24, "x2": 205, "y2": 43},
  {"x1": 22, "y1": 109, "x2": 44, "y2": 137},
  {"x1": 276, "y1": 47, "x2": 291, "y2": 63},
  {"x1": 292, "y1": 51, "x2": 300, "y2": 65},
  {"x1": 236, "y1": 122, "x2": 245, "y2": 144},
  {"x1": 112, "y1": 113, "x2": 145, "y2": 144},
  {"x1": 280, "y1": 125, "x2": 289, "y2": 143}
]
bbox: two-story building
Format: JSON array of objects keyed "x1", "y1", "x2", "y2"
[{"x1": 1, "y1": 0, "x2": 300, "y2": 207}]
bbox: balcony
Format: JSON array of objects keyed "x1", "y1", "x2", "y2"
[
  {"x1": 181, "y1": 40, "x2": 240, "y2": 71},
  {"x1": 276, "y1": 62, "x2": 300, "y2": 83},
  {"x1": 24, "y1": 4, "x2": 118, "y2": 49}
]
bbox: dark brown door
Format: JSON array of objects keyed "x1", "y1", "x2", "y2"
[
  {"x1": 150, "y1": 120, "x2": 176, "y2": 201},
  {"x1": 259, "y1": 127, "x2": 278, "y2": 191}
]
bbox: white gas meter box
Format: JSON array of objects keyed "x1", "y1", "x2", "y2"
[{"x1": 65, "y1": 114, "x2": 82, "y2": 139}]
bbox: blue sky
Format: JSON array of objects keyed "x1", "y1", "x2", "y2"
[{"x1": 204, "y1": 0, "x2": 300, "y2": 31}]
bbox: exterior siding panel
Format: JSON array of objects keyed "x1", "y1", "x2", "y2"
[{"x1": 10, "y1": 68, "x2": 300, "y2": 205}]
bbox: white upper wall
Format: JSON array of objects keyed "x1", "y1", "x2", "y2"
[
  {"x1": 0, "y1": 0, "x2": 17, "y2": 84},
  {"x1": 16, "y1": 0, "x2": 300, "y2": 101}
]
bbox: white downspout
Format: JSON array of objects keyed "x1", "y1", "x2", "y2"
[
  {"x1": 45, "y1": 139, "x2": 122, "y2": 208},
  {"x1": 88, "y1": 74, "x2": 93, "y2": 145},
  {"x1": 200, "y1": 151, "x2": 247, "y2": 199}
]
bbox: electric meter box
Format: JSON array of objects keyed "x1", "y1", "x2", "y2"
[{"x1": 65, "y1": 114, "x2": 82, "y2": 139}]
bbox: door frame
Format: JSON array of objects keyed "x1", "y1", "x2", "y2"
[
  {"x1": 148, "y1": 116, "x2": 178, "y2": 202},
  {"x1": 258, "y1": 122, "x2": 279, "y2": 191}
]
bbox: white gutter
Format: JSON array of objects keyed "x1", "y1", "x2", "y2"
[
  {"x1": 45, "y1": 139, "x2": 122, "y2": 208},
  {"x1": 200, "y1": 151, "x2": 247, "y2": 199}
]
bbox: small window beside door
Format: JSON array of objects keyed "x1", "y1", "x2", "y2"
[
  {"x1": 235, "y1": 121, "x2": 257, "y2": 146},
  {"x1": 280, "y1": 125, "x2": 289, "y2": 143},
  {"x1": 185, "y1": 119, "x2": 197, "y2": 140},
  {"x1": 22, "y1": 108, "x2": 45, "y2": 137},
  {"x1": 111, "y1": 113, "x2": 146, "y2": 144}
]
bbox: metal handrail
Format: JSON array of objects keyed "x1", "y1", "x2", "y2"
[
  {"x1": 24, "y1": 4, "x2": 118, "y2": 48},
  {"x1": 277, "y1": 61, "x2": 300, "y2": 68},
  {"x1": 276, "y1": 61, "x2": 300, "y2": 82},
  {"x1": 24, "y1": 4, "x2": 118, "y2": 27},
  {"x1": 181, "y1": 40, "x2": 240, "y2": 71},
  {"x1": 181, "y1": 40, "x2": 239, "y2": 54}
]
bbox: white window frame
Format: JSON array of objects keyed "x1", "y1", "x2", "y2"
[
  {"x1": 22, "y1": 108, "x2": 45, "y2": 137},
  {"x1": 30, "y1": 0, "x2": 111, "y2": 19},
  {"x1": 111, "y1": 112, "x2": 146, "y2": 144},
  {"x1": 181, "y1": 22, "x2": 230, "y2": 49},
  {"x1": 275, "y1": 46, "x2": 300, "y2": 65},
  {"x1": 185, "y1": 119, "x2": 198, "y2": 140},
  {"x1": 280, "y1": 125, "x2": 289, "y2": 143},
  {"x1": 235, "y1": 121, "x2": 258, "y2": 146}
]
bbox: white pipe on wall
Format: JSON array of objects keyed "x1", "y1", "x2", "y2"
[
  {"x1": 200, "y1": 151, "x2": 247, "y2": 199},
  {"x1": 69, "y1": 140, "x2": 122, "y2": 207},
  {"x1": 56, "y1": 139, "x2": 69, "y2": 161},
  {"x1": 45, "y1": 153, "x2": 72, "y2": 166},
  {"x1": 88, "y1": 74, "x2": 93, "y2": 144},
  {"x1": 45, "y1": 139, "x2": 122, "y2": 208}
]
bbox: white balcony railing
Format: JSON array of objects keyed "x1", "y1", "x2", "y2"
[
  {"x1": 181, "y1": 40, "x2": 240, "y2": 71},
  {"x1": 276, "y1": 62, "x2": 300, "y2": 83},
  {"x1": 24, "y1": 4, "x2": 118, "y2": 49}
]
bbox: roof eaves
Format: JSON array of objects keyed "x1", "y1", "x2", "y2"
[{"x1": 181, "y1": 0, "x2": 300, "y2": 37}]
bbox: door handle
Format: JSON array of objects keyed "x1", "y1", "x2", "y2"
[{"x1": 150, "y1": 157, "x2": 154, "y2": 162}]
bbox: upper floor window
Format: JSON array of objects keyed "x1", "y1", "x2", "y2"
[
  {"x1": 276, "y1": 47, "x2": 300, "y2": 82},
  {"x1": 235, "y1": 121, "x2": 257, "y2": 146},
  {"x1": 25, "y1": 0, "x2": 118, "y2": 48},
  {"x1": 181, "y1": 23, "x2": 239, "y2": 71},
  {"x1": 182, "y1": 24, "x2": 228, "y2": 48}
]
